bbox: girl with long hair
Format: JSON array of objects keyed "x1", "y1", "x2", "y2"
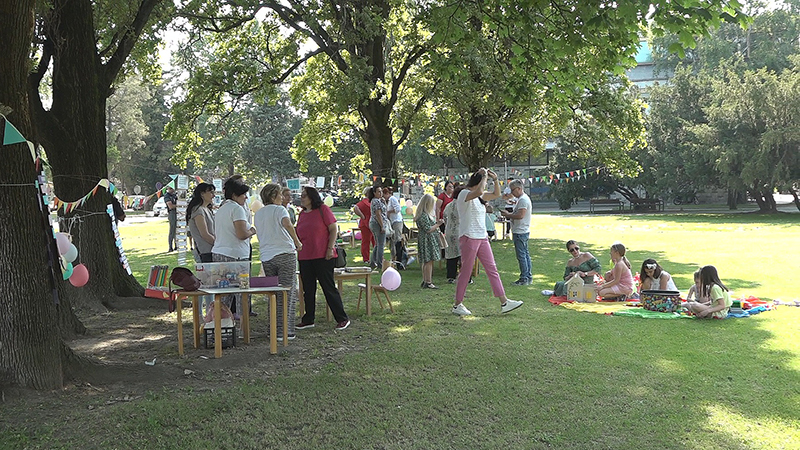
[
  {"x1": 596, "y1": 242, "x2": 635, "y2": 299},
  {"x1": 414, "y1": 193, "x2": 444, "y2": 289},
  {"x1": 186, "y1": 182, "x2": 216, "y2": 263},
  {"x1": 686, "y1": 265, "x2": 731, "y2": 318}
]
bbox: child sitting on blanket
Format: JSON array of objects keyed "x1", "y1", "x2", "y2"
[
  {"x1": 685, "y1": 265, "x2": 732, "y2": 319},
  {"x1": 686, "y1": 269, "x2": 708, "y2": 304}
]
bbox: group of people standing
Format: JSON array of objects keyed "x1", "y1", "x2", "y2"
[{"x1": 185, "y1": 177, "x2": 351, "y2": 340}]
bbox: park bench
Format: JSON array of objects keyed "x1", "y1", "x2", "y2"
[
  {"x1": 629, "y1": 198, "x2": 665, "y2": 212},
  {"x1": 589, "y1": 198, "x2": 624, "y2": 213}
]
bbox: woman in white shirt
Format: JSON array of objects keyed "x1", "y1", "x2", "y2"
[
  {"x1": 254, "y1": 184, "x2": 302, "y2": 340},
  {"x1": 212, "y1": 179, "x2": 256, "y2": 317},
  {"x1": 452, "y1": 168, "x2": 522, "y2": 316}
]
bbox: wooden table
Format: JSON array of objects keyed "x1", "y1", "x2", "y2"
[
  {"x1": 174, "y1": 286, "x2": 290, "y2": 358},
  {"x1": 298, "y1": 268, "x2": 378, "y2": 319}
]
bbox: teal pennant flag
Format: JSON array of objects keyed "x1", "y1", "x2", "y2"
[{"x1": 3, "y1": 119, "x2": 27, "y2": 145}]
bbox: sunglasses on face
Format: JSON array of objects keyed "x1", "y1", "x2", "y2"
[{"x1": 569, "y1": 247, "x2": 579, "y2": 252}]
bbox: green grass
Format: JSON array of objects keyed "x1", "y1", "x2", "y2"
[{"x1": 3, "y1": 211, "x2": 799, "y2": 449}]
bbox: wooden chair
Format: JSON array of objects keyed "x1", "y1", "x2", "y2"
[{"x1": 357, "y1": 261, "x2": 394, "y2": 313}]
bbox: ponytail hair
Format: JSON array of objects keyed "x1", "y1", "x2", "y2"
[{"x1": 611, "y1": 242, "x2": 631, "y2": 269}]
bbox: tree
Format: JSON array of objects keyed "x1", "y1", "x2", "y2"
[
  {"x1": 168, "y1": 1, "x2": 747, "y2": 180},
  {"x1": 107, "y1": 76, "x2": 151, "y2": 191},
  {"x1": 0, "y1": 0, "x2": 64, "y2": 389},
  {"x1": 548, "y1": 79, "x2": 648, "y2": 209},
  {"x1": 644, "y1": 3, "x2": 800, "y2": 210},
  {"x1": 640, "y1": 67, "x2": 718, "y2": 204},
  {"x1": 27, "y1": 0, "x2": 170, "y2": 311},
  {"x1": 699, "y1": 63, "x2": 800, "y2": 212},
  {"x1": 244, "y1": 96, "x2": 302, "y2": 184}
]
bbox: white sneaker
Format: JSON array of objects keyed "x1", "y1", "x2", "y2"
[
  {"x1": 541, "y1": 290, "x2": 554, "y2": 296},
  {"x1": 501, "y1": 299, "x2": 523, "y2": 314},
  {"x1": 452, "y1": 303, "x2": 472, "y2": 316}
]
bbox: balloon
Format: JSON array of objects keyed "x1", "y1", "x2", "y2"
[
  {"x1": 407, "y1": 206, "x2": 414, "y2": 216},
  {"x1": 323, "y1": 195, "x2": 334, "y2": 207},
  {"x1": 250, "y1": 199, "x2": 264, "y2": 213},
  {"x1": 381, "y1": 267, "x2": 401, "y2": 291},
  {"x1": 405, "y1": 199, "x2": 412, "y2": 208},
  {"x1": 155, "y1": 181, "x2": 163, "y2": 190},
  {"x1": 61, "y1": 260, "x2": 74, "y2": 280},
  {"x1": 69, "y1": 264, "x2": 89, "y2": 287},
  {"x1": 354, "y1": 231, "x2": 362, "y2": 240},
  {"x1": 401, "y1": 206, "x2": 407, "y2": 215},
  {"x1": 63, "y1": 243, "x2": 78, "y2": 263},
  {"x1": 56, "y1": 233, "x2": 71, "y2": 255}
]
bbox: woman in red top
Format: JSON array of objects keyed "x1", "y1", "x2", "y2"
[
  {"x1": 295, "y1": 186, "x2": 350, "y2": 331},
  {"x1": 435, "y1": 181, "x2": 455, "y2": 223},
  {"x1": 352, "y1": 186, "x2": 375, "y2": 263}
]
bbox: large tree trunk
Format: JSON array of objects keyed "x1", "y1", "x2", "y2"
[
  {"x1": 0, "y1": 0, "x2": 64, "y2": 389},
  {"x1": 29, "y1": 0, "x2": 144, "y2": 315},
  {"x1": 361, "y1": 100, "x2": 396, "y2": 180}
]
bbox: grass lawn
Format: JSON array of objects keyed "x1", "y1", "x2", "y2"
[{"x1": 2, "y1": 211, "x2": 798, "y2": 449}]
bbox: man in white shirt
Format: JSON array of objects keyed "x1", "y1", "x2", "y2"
[
  {"x1": 383, "y1": 187, "x2": 404, "y2": 262},
  {"x1": 501, "y1": 179, "x2": 532, "y2": 285}
]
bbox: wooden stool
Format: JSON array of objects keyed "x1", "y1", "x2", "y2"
[{"x1": 357, "y1": 283, "x2": 394, "y2": 313}]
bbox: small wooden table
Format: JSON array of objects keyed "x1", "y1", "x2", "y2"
[
  {"x1": 298, "y1": 268, "x2": 378, "y2": 319},
  {"x1": 174, "y1": 286, "x2": 290, "y2": 358}
]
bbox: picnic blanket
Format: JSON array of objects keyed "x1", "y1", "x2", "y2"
[{"x1": 547, "y1": 295, "x2": 776, "y2": 319}]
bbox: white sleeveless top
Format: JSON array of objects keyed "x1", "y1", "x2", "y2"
[
  {"x1": 651, "y1": 271, "x2": 678, "y2": 291},
  {"x1": 456, "y1": 189, "x2": 487, "y2": 239}
]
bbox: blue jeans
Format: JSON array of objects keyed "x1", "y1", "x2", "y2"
[{"x1": 512, "y1": 232, "x2": 531, "y2": 281}]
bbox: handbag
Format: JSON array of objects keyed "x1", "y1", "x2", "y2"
[
  {"x1": 436, "y1": 231, "x2": 448, "y2": 250},
  {"x1": 168, "y1": 266, "x2": 202, "y2": 313},
  {"x1": 317, "y1": 207, "x2": 347, "y2": 268},
  {"x1": 333, "y1": 245, "x2": 347, "y2": 268}
]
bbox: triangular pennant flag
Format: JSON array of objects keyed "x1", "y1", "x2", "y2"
[
  {"x1": 3, "y1": 119, "x2": 27, "y2": 145},
  {"x1": 27, "y1": 140, "x2": 36, "y2": 161},
  {"x1": 555, "y1": 174, "x2": 561, "y2": 179},
  {"x1": 373, "y1": 176, "x2": 378, "y2": 182},
  {"x1": 582, "y1": 169, "x2": 587, "y2": 175}
]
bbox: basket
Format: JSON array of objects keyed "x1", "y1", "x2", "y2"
[
  {"x1": 641, "y1": 290, "x2": 682, "y2": 313},
  {"x1": 203, "y1": 327, "x2": 237, "y2": 349}
]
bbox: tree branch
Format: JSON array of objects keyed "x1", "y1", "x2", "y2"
[{"x1": 102, "y1": 0, "x2": 163, "y2": 94}]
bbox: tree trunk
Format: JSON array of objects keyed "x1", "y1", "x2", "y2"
[
  {"x1": 727, "y1": 189, "x2": 738, "y2": 210},
  {"x1": 0, "y1": 0, "x2": 64, "y2": 389},
  {"x1": 29, "y1": 0, "x2": 144, "y2": 314},
  {"x1": 360, "y1": 98, "x2": 396, "y2": 180}
]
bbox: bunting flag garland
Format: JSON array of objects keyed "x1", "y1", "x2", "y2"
[{"x1": 51, "y1": 178, "x2": 118, "y2": 213}]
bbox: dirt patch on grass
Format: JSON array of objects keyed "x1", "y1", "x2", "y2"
[{"x1": 1, "y1": 297, "x2": 373, "y2": 430}]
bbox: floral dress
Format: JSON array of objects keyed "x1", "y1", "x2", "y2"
[{"x1": 415, "y1": 214, "x2": 441, "y2": 263}]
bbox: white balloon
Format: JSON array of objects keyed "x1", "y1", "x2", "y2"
[
  {"x1": 63, "y1": 243, "x2": 78, "y2": 263},
  {"x1": 250, "y1": 199, "x2": 264, "y2": 213}
]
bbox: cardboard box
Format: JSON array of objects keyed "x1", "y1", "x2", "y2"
[{"x1": 568, "y1": 282, "x2": 597, "y2": 303}]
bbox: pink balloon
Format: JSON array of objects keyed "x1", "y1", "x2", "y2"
[
  {"x1": 56, "y1": 233, "x2": 71, "y2": 255},
  {"x1": 69, "y1": 264, "x2": 89, "y2": 287},
  {"x1": 354, "y1": 231, "x2": 362, "y2": 240},
  {"x1": 381, "y1": 267, "x2": 401, "y2": 291},
  {"x1": 405, "y1": 200, "x2": 412, "y2": 208}
]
